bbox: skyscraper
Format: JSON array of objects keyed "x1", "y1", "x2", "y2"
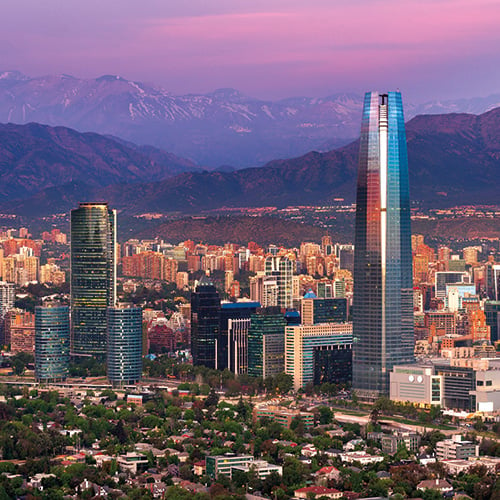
[
  {"x1": 35, "y1": 304, "x2": 70, "y2": 382},
  {"x1": 107, "y1": 305, "x2": 143, "y2": 386},
  {"x1": 70, "y1": 202, "x2": 116, "y2": 356},
  {"x1": 265, "y1": 256, "x2": 293, "y2": 310},
  {"x1": 352, "y1": 92, "x2": 414, "y2": 400},
  {"x1": 248, "y1": 308, "x2": 286, "y2": 378},
  {"x1": 190, "y1": 275, "x2": 221, "y2": 369}
]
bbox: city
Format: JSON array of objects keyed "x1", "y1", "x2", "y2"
[{"x1": 0, "y1": 91, "x2": 498, "y2": 499}]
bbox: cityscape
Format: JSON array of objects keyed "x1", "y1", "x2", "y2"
[{"x1": 1, "y1": 1, "x2": 500, "y2": 499}]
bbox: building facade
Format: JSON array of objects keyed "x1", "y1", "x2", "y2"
[
  {"x1": 35, "y1": 305, "x2": 70, "y2": 382},
  {"x1": 107, "y1": 306, "x2": 143, "y2": 386},
  {"x1": 285, "y1": 322, "x2": 353, "y2": 390},
  {"x1": 190, "y1": 275, "x2": 221, "y2": 369},
  {"x1": 70, "y1": 202, "x2": 116, "y2": 356},
  {"x1": 352, "y1": 91, "x2": 414, "y2": 400},
  {"x1": 248, "y1": 308, "x2": 286, "y2": 378}
]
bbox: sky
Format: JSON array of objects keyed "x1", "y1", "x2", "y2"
[{"x1": 1, "y1": 0, "x2": 500, "y2": 102}]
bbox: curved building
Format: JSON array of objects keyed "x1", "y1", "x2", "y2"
[
  {"x1": 71, "y1": 202, "x2": 116, "y2": 356},
  {"x1": 35, "y1": 304, "x2": 70, "y2": 382},
  {"x1": 352, "y1": 92, "x2": 414, "y2": 401},
  {"x1": 107, "y1": 306, "x2": 143, "y2": 386}
]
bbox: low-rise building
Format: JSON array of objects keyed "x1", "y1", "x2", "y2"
[
  {"x1": 435, "y1": 435, "x2": 478, "y2": 461},
  {"x1": 294, "y1": 486, "x2": 343, "y2": 499},
  {"x1": 339, "y1": 451, "x2": 384, "y2": 465},
  {"x1": 253, "y1": 404, "x2": 314, "y2": 429},
  {"x1": 206, "y1": 455, "x2": 254, "y2": 479},
  {"x1": 231, "y1": 460, "x2": 282, "y2": 479}
]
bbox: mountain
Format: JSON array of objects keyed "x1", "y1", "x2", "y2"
[
  {"x1": 0, "y1": 122, "x2": 199, "y2": 200},
  {"x1": 95, "y1": 107, "x2": 500, "y2": 212},
  {"x1": 2, "y1": 107, "x2": 500, "y2": 216},
  {"x1": 4, "y1": 71, "x2": 500, "y2": 168},
  {"x1": 0, "y1": 71, "x2": 360, "y2": 167}
]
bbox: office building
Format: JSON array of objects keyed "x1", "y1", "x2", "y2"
[
  {"x1": 352, "y1": 91, "x2": 414, "y2": 400},
  {"x1": 190, "y1": 275, "x2": 221, "y2": 369},
  {"x1": 485, "y1": 301, "x2": 500, "y2": 343},
  {"x1": 435, "y1": 435, "x2": 479, "y2": 460},
  {"x1": 485, "y1": 264, "x2": 500, "y2": 301},
  {"x1": 435, "y1": 271, "x2": 467, "y2": 299},
  {"x1": 206, "y1": 455, "x2": 254, "y2": 479},
  {"x1": 107, "y1": 305, "x2": 143, "y2": 386},
  {"x1": 248, "y1": 308, "x2": 286, "y2": 378},
  {"x1": 253, "y1": 404, "x2": 315, "y2": 429},
  {"x1": 300, "y1": 292, "x2": 347, "y2": 325},
  {"x1": 71, "y1": 202, "x2": 116, "y2": 356},
  {"x1": 220, "y1": 301, "x2": 260, "y2": 374},
  {"x1": 285, "y1": 322, "x2": 353, "y2": 390},
  {"x1": 35, "y1": 304, "x2": 70, "y2": 382}
]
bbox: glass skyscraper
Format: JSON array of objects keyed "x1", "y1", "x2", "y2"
[
  {"x1": 190, "y1": 275, "x2": 221, "y2": 369},
  {"x1": 70, "y1": 202, "x2": 116, "y2": 356},
  {"x1": 35, "y1": 304, "x2": 70, "y2": 382},
  {"x1": 248, "y1": 308, "x2": 286, "y2": 378},
  {"x1": 352, "y1": 92, "x2": 414, "y2": 401},
  {"x1": 107, "y1": 306, "x2": 143, "y2": 386}
]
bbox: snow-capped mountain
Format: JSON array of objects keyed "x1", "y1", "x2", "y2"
[{"x1": 1, "y1": 71, "x2": 499, "y2": 167}]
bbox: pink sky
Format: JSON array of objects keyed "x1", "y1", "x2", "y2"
[{"x1": 1, "y1": 0, "x2": 499, "y2": 101}]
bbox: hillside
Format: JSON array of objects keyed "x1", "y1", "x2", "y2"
[{"x1": 0, "y1": 122, "x2": 199, "y2": 200}]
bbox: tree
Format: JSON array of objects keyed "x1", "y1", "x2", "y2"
[
  {"x1": 204, "y1": 389, "x2": 219, "y2": 409},
  {"x1": 317, "y1": 406, "x2": 334, "y2": 425}
]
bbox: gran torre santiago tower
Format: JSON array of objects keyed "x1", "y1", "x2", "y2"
[{"x1": 352, "y1": 92, "x2": 414, "y2": 401}]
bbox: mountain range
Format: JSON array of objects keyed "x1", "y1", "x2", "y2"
[
  {"x1": 1, "y1": 105, "x2": 500, "y2": 216},
  {"x1": 2, "y1": 71, "x2": 500, "y2": 168}
]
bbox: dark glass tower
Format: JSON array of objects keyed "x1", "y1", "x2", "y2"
[
  {"x1": 107, "y1": 306, "x2": 143, "y2": 386},
  {"x1": 191, "y1": 275, "x2": 221, "y2": 369},
  {"x1": 35, "y1": 304, "x2": 70, "y2": 382},
  {"x1": 352, "y1": 92, "x2": 414, "y2": 400},
  {"x1": 71, "y1": 203, "x2": 116, "y2": 356}
]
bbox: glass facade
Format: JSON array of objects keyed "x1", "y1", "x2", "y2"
[
  {"x1": 248, "y1": 308, "x2": 286, "y2": 378},
  {"x1": 35, "y1": 305, "x2": 70, "y2": 382},
  {"x1": 485, "y1": 301, "x2": 500, "y2": 343},
  {"x1": 220, "y1": 302, "x2": 260, "y2": 374},
  {"x1": 107, "y1": 306, "x2": 143, "y2": 386},
  {"x1": 353, "y1": 92, "x2": 414, "y2": 400},
  {"x1": 190, "y1": 276, "x2": 221, "y2": 369},
  {"x1": 71, "y1": 203, "x2": 116, "y2": 356}
]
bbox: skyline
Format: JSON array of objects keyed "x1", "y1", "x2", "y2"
[{"x1": 1, "y1": 1, "x2": 500, "y2": 102}]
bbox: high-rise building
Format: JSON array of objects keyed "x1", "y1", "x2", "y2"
[
  {"x1": 8, "y1": 309, "x2": 35, "y2": 354},
  {"x1": 352, "y1": 91, "x2": 414, "y2": 400},
  {"x1": 35, "y1": 304, "x2": 70, "y2": 382},
  {"x1": 107, "y1": 305, "x2": 143, "y2": 386},
  {"x1": 248, "y1": 308, "x2": 286, "y2": 378},
  {"x1": 285, "y1": 322, "x2": 353, "y2": 390},
  {"x1": 220, "y1": 301, "x2": 260, "y2": 374},
  {"x1": 435, "y1": 271, "x2": 467, "y2": 299},
  {"x1": 70, "y1": 202, "x2": 116, "y2": 356},
  {"x1": 484, "y1": 301, "x2": 500, "y2": 344},
  {"x1": 300, "y1": 291, "x2": 347, "y2": 325},
  {"x1": 485, "y1": 264, "x2": 500, "y2": 301},
  {"x1": 265, "y1": 256, "x2": 293, "y2": 310},
  {"x1": 0, "y1": 281, "x2": 15, "y2": 343},
  {"x1": 190, "y1": 275, "x2": 221, "y2": 369},
  {"x1": 0, "y1": 281, "x2": 16, "y2": 322}
]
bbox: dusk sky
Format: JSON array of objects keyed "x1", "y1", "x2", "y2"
[{"x1": 1, "y1": 0, "x2": 500, "y2": 102}]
